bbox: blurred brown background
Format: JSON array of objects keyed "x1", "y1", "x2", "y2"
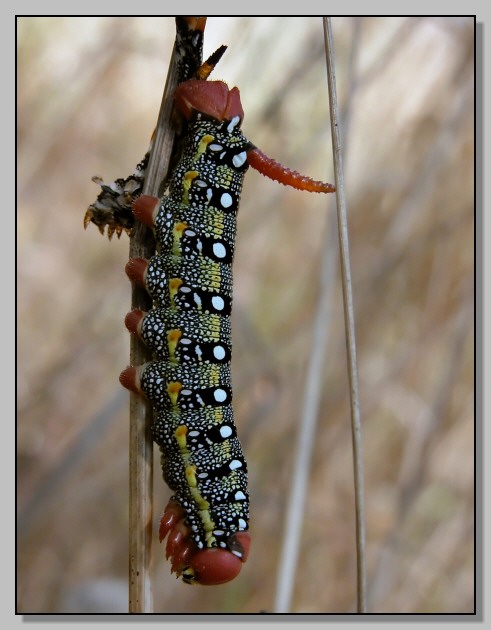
[{"x1": 17, "y1": 17, "x2": 474, "y2": 614}]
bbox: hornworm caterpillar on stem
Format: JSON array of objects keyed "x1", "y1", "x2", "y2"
[{"x1": 119, "y1": 77, "x2": 335, "y2": 585}]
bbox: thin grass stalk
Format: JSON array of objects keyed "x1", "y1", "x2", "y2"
[
  {"x1": 272, "y1": 17, "x2": 348, "y2": 614},
  {"x1": 273, "y1": 220, "x2": 338, "y2": 613},
  {"x1": 128, "y1": 41, "x2": 180, "y2": 614},
  {"x1": 323, "y1": 17, "x2": 367, "y2": 613}
]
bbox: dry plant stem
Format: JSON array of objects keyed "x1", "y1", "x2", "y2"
[
  {"x1": 128, "y1": 44, "x2": 180, "y2": 615},
  {"x1": 323, "y1": 17, "x2": 367, "y2": 613}
]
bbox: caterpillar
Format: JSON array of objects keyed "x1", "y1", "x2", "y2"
[{"x1": 118, "y1": 77, "x2": 335, "y2": 586}]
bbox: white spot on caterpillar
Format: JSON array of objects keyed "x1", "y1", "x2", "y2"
[
  {"x1": 211, "y1": 295, "x2": 225, "y2": 311},
  {"x1": 195, "y1": 179, "x2": 208, "y2": 188},
  {"x1": 229, "y1": 459, "x2": 242, "y2": 471},
  {"x1": 232, "y1": 550, "x2": 243, "y2": 558},
  {"x1": 198, "y1": 472, "x2": 208, "y2": 479},
  {"x1": 233, "y1": 151, "x2": 247, "y2": 168},
  {"x1": 212, "y1": 242, "x2": 227, "y2": 259},
  {"x1": 193, "y1": 293, "x2": 202, "y2": 307},
  {"x1": 213, "y1": 529, "x2": 225, "y2": 536},
  {"x1": 238, "y1": 518, "x2": 247, "y2": 529},
  {"x1": 206, "y1": 188, "x2": 213, "y2": 202},
  {"x1": 220, "y1": 192, "x2": 233, "y2": 208},
  {"x1": 209, "y1": 143, "x2": 223, "y2": 152},
  {"x1": 181, "y1": 338, "x2": 192, "y2": 345},
  {"x1": 195, "y1": 344, "x2": 203, "y2": 358},
  {"x1": 219, "y1": 425, "x2": 233, "y2": 438},
  {"x1": 227, "y1": 116, "x2": 240, "y2": 132},
  {"x1": 214, "y1": 388, "x2": 228, "y2": 403},
  {"x1": 213, "y1": 345, "x2": 226, "y2": 361},
  {"x1": 235, "y1": 491, "x2": 247, "y2": 501}
]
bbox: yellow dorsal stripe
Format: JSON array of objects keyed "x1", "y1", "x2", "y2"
[
  {"x1": 196, "y1": 134, "x2": 214, "y2": 158},
  {"x1": 172, "y1": 427, "x2": 217, "y2": 547},
  {"x1": 182, "y1": 171, "x2": 198, "y2": 205}
]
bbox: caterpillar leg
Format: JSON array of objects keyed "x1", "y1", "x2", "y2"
[{"x1": 132, "y1": 195, "x2": 160, "y2": 227}]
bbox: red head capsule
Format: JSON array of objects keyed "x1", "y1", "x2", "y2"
[{"x1": 159, "y1": 501, "x2": 250, "y2": 585}]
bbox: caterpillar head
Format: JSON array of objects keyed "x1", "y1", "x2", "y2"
[
  {"x1": 175, "y1": 79, "x2": 244, "y2": 124},
  {"x1": 160, "y1": 500, "x2": 250, "y2": 585}
]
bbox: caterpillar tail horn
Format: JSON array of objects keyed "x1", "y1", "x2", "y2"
[{"x1": 247, "y1": 147, "x2": 336, "y2": 194}]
